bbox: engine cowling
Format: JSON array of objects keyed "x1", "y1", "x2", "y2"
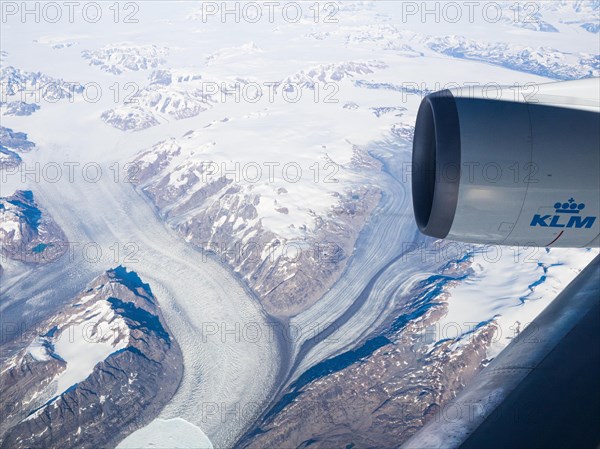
[{"x1": 412, "y1": 79, "x2": 600, "y2": 248}]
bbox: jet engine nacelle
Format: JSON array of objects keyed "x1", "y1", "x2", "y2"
[{"x1": 412, "y1": 78, "x2": 600, "y2": 248}]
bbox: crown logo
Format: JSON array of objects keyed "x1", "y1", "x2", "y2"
[{"x1": 554, "y1": 198, "x2": 585, "y2": 214}]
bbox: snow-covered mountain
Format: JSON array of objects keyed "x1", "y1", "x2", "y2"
[
  {"x1": 0, "y1": 147, "x2": 20, "y2": 169},
  {"x1": 81, "y1": 44, "x2": 169, "y2": 75},
  {"x1": 0, "y1": 66, "x2": 84, "y2": 116},
  {"x1": 0, "y1": 267, "x2": 183, "y2": 449},
  {"x1": 281, "y1": 60, "x2": 388, "y2": 89},
  {"x1": 0, "y1": 127, "x2": 35, "y2": 169},
  {"x1": 515, "y1": 0, "x2": 600, "y2": 33},
  {"x1": 243, "y1": 246, "x2": 598, "y2": 449},
  {"x1": 0, "y1": 190, "x2": 67, "y2": 264},
  {"x1": 101, "y1": 60, "x2": 388, "y2": 132},
  {"x1": 132, "y1": 129, "x2": 382, "y2": 317},
  {"x1": 100, "y1": 69, "x2": 219, "y2": 131},
  {"x1": 425, "y1": 35, "x2": 599, "y2": 80}
]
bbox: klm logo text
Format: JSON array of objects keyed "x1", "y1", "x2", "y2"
[{"x1": 531, "y1": 198, "x2": 596, "y2": 229}]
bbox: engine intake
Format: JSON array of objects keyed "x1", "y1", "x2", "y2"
[{"x1": 412, "y1": 83, "x2": 599, "y2": 248}]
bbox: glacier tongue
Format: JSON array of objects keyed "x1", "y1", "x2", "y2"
[{"x1": 118, "y1": 418, "x2": 214, "y2": 449}]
